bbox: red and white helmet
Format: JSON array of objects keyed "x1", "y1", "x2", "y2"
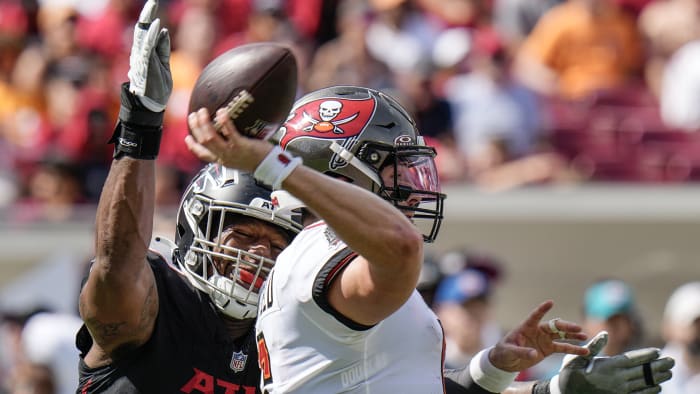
[{"x1": 271, "y1": 86, "x2": 445, "y2": 242}]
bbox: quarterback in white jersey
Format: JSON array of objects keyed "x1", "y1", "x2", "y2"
[
  {"x1": 185, "y1": 85, "x2": 675, "y2": 394},
  {"x1": 256, "y1": 221, "x2": 445, "y2": 393}
]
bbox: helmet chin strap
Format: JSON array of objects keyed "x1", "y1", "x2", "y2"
[
  {"x1": 209, "y1": 273, "x2": 257, "y2": 319},
  {"x1": 209, "y1": 274, "x2": 234, "y2": 308},
  {"x1": 329, "y1": 141, "x2": 382, "y2": 186}
]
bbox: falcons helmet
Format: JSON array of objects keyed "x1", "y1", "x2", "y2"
[
  {"x1": 270, "y1": 85, "x2": 445, "y2": 242},
  {"x1": 175, "y1": 164, "x2": 302, "y2": 319}
]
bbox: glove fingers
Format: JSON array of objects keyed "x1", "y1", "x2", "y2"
[
  {"x1": 621, "y1": 358, "x2": 674, "y2": 385},
  {"x1": 584, "y1": 331, "x2": 608, "y2": 359},
  {"x1": 129, "y1": 17, "x2": 160, "y2": 97},
  {"x1": 560, "y1": 330, "x2": 608, "y2": 369},
  {"x1": 132, "y1": 1, "x2": 158, "y2": 52},
  {"x1": 626, "y1": 376, "x2": 669, "y2": 393},
  {"x1": 144, "y1": 18, "x2": 161, "y2": 52},
  {"x1": 156, "y1": 28, "x2": 171, "y2": 66},
  {"x1": 650, "y1": 369, "x2": 672, "y2": 385},
  {"x1": 650, "y1": 356, "x2": 675, "y2": 374},
  {"x1": 138, "y1": 0, "x2": 159, "y2": 24},
  {"x1": 649, "y1": 357, "x2": 674, "y2": 385},
  {"x1": 616, "y1": 347, "x2": 661, "y2": 367}
]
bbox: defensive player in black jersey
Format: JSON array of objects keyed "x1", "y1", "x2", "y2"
[{"x1": 75, "y1": 1, "x2": 300, "y2": 393}]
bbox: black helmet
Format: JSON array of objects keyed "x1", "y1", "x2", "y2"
[
  {"x1": 175, "y1": 164, "x2": 302, "y2": 319},
  {"x1": 271, "y1": 85, "x2": 445, "y2": 242}
]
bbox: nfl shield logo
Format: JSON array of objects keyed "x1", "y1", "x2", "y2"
[{"x1": 230, "y1": 351, "x2": 248, "y2": 372}]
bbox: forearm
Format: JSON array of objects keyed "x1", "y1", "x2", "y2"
[
  {"x1": 443, "y1": 365, "x2": 536, "y2": 394},
  {"x1": 444, "y1": 366, "x2": 490, "y2": 394},
  {"x1": 93, "y1": 157, "x2": 155, "y2": 281},
  {"x1": 82, "y1": 157, "x2": 155, "y2": 316},
  {"x1": 90, "y1": 81, "x2": 163, "y2": 292},
  {"x1": 281, "y1": 164, "x2": 423, "y2": 272}
]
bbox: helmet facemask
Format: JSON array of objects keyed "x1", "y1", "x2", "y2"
[
  {"x1": 356, "y1": 142, "x2": 445, "y2": 243},
  {"x1": 184, "y1": 203, "x2": 279, "y2": 319},
  {"x1": 176, "y1": 166, "x2": 300, "y2": 320}
]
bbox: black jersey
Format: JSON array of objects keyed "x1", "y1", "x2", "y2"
[{"x1": 76, "y1": 252, "x2": 260, "y2": 393}]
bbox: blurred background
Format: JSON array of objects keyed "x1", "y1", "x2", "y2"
[{"x1": 1, "y1": 0, "x2": 700, "y2": 392}]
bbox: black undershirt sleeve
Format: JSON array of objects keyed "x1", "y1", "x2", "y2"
[{"x1": 444, "y1": 366, "x2": 496, "y2": 394}]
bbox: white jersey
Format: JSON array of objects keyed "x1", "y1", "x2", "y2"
[{"x1": 256, "y1": 221, "x2": 445, "y2": 393}]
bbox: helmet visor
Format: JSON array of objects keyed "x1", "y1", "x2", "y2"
[{"x1": 378, "y1": 146, "x2": 445, "y2": 242}]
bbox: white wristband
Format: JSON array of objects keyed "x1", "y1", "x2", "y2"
[
  {"x1": 549, "y1": 374, "x2": 562, "y2": 394},
  {"x1": 253, "y1": 146, "x2": 303, "y2": 190},
  {"x1": 468, "y1": 347, "x2": 519, "y2": 393}
]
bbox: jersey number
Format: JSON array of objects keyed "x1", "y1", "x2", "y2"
[
  {"x1": 259, "y1": 270, "x2": 274, "y2": 315},
  {"x1": 257, "y1": 332, "x2": 273, "y2": 386}
]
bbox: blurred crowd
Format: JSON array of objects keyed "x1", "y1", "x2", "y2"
[{"x1": 5, "y1": 0, "x2": 700, "y2": 224}]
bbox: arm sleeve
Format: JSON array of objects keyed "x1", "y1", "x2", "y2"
[{"x1": 444, "y1": 366, "x2": 495, "y2": 394}]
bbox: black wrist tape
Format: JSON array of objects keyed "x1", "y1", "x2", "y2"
[
  {"x1": 532, "y1": 380, "x2": 550, "y2": 394},
  {"x1": 109, "y1": 120, "x2": 162, "y2": 159},
  {"x1": 109, "y1": 82, "x2": 164, "y2": 160}
]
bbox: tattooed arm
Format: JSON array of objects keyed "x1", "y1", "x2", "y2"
[
  {"x1": 78, "y1": 0, "x2": 171, "y2": 366},
  {"x1": 79, "y1": 158, "x2": 159, "y2": 366}
]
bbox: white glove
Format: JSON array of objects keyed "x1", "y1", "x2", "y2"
[
  {"x1": 551, "y1": 331, "x2": 675, "y2": 394},
  {"x1": 127, "y1": 0, "x2": 172, "y2": 112}
]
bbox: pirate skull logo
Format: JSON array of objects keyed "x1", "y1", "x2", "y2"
[
  {"x1": 302, "y1": 100, "x2": 358, "y2": 134},
  {"x1": 319, "y1": 100, "x2": 342, "y2": 121}
]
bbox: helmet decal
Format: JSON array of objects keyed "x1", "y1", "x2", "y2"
[
  {"x1": 279, "y1": 97, "x2": 376, "y2": 148},
  {"x1": 395, "y1": 135, "x2": 413, "y2": 145},
  {"x1": 190, "y1": 164, "x2": 236, "y2": 195}
]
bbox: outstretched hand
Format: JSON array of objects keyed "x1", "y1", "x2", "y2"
[
  {"x1": 489, "y1": 300, "x2": 589, "y2": 372},
  {"x1": 555, "y1": 332, "x2": 675, "y2": 394},
  {"x1": 185, "y1": 108, "x2": 273, "y2": 172},
  {"x1": 128, "y1": 0, "x2": 172, "y2": 112}
]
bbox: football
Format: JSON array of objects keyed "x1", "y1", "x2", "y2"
[{"x1": 188, "y1": 42, "x2": 298, "y2": 140}]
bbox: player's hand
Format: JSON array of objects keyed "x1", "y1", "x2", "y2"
[
  {"x1": 488, "y1": 300, "x2": 589, "y2": 372},
  {"x1": 128, "y1": 0, "x2": 172, "y2": 112},
  {"x1": 185, "y1": 108, "x2": 273, "y2": 172},
  {"x1": 554, "y1": 332, "x2": 675, "y2": 394}
]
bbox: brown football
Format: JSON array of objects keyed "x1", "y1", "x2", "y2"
[{"x1": 188, "y1": 42, "x2": 298, "y2": 140}]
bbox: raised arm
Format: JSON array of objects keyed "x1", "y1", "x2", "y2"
[
  {"x1": 79, "y1": 0, "x2": 172, "y2": 364},
  {"x1": 279, "y1": 162, "x2": 424, "y2": 324},
  {"x1": 186, "y1": 107, "x2": 424, "y2": 326}
]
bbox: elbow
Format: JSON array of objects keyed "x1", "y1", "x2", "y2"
[
  {"x1": 393, "y1": 224, "x2": 424, "y2": 265},
  {"x1": 385, "y1": 225, "x2": 423, "y2": 288}
]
